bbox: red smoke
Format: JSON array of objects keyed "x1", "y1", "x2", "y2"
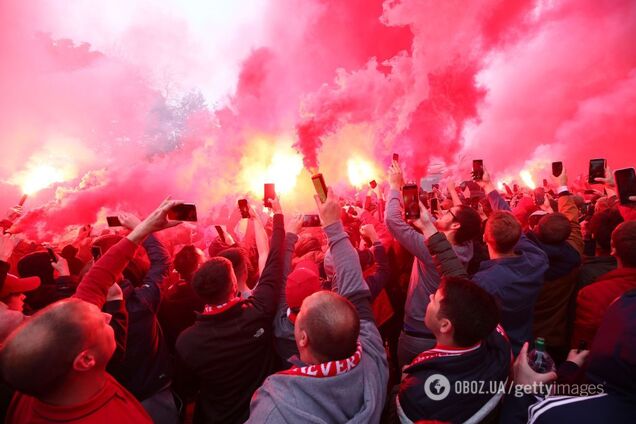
[{"x1": 1, "y1": 0, "x2": 635, "y2": 240}]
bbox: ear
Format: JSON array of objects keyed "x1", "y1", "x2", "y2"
[
  {"x1": 73, "y1": 350, "x2": 97, "y2": 372},
  {"x1": 439, "y1": 318, "x2": 453, "y2": 337},
  {"x1": 297, "y1": 329, "x2": 309, "y2": 349},
  {"x1": 450, "y1": 222, "x2": 461, "y2": 231}
]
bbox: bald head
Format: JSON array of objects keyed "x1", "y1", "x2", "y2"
[
  {"x1": 296, "y1": 291, "x2": 360, "y2": 362},
  {"x1": 0, "y1": 299, "x2": 103, "y2": 397}
]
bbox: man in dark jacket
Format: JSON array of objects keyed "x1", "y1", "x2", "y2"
[
  {"x1": 397, "y1": 277, "x2": 511, "y2": 423},
  {"x1": 530, "y1": 167, "x2": 583, "y2": 362},
  {"x1": 175, "y1": 198, "x2": 285, "y2": 424},
  {"x1": 578, "y1": 208, "x2": 622, "y2": 288}
]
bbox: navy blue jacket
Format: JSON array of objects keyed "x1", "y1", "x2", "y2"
[{"x1": 110, "y1": 234, "x2": 172, "y2": 401}]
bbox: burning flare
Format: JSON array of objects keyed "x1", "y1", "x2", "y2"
[
  {"x1": 12, "y1": 164, "x2": 67, "y2": 196},
  {"x1": 347, "y1": 157, "x2": 378, "y2": 188},
  {"x1": 519, "y1": 170, "x2": 536, "y2": 189}
]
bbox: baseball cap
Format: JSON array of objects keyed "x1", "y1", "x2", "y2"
[{"x1": 0, "y1": 274, "x2": 41, "y2": 298}]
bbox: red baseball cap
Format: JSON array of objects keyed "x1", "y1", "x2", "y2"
[
  {"x1": 286, "y1": 260, "x2": 321, "y2": 324},
  {"x1": 0, "y1": 274, "x2": 41, "y2": 298}
]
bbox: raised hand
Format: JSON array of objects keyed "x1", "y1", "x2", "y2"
[{"x1": 314, "y1": 187, "x2": 341, "y2": 227}]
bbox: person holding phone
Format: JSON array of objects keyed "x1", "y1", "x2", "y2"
[
  {"x1": 385, "y1": 160, "x2": 483, "y2": 367},
  {"x1": 2, "y1": 198, "x2": 183, "y2": 424},
  {"x1": 175, "y1": 196, "x2": 286, "y2": 424}
]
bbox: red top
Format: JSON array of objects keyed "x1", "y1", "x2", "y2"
[
  {"x1": 6, "y1": 374, "x2": 151, "y2": 423},
  {"x1": 572, "y1": 267, "x2": 636, "y2": 346},
  {"x1": 73, "y1": 238, "x2": 138, "y2": 308}
]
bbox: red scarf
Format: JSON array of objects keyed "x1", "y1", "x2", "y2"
[
  {"x1": 279, "y1": 343, "x2": 363, "y2": 378},
  {"x1": 410, "y1": 341, "x2": 481, "y2": 366},
  {"x1": 202, "y1": 297, "x2": 241, "y2": 315}
]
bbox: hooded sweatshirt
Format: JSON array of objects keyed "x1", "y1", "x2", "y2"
[
  {"x1": 247, "y1": 221, "x2": 388, "y2": 424},
  {"x1": 385, "y1": 189, "x2": 473, "y2": 337}
]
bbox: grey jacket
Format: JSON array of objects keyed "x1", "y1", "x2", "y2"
[{"x1": 247, "y1": 221, "x2": 389, "y2": 423}]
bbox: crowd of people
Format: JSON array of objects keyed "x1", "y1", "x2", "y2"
[{"x1": 0, "y1": 159, "x2": 634, "y2": 423}]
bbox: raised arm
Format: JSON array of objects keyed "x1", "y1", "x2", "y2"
[
  {"x1": 248, "y1": 197, "x2": 285, "y2": 318},
  {"x1": 385, "y1": 161, "x2": 433, "y2": 263},
  {"x1": 277, "y1": 215, "x2": 302, "y2": 310},
  {"x1": 73, "y1": 199, "x2": 182, "y2": 309}
]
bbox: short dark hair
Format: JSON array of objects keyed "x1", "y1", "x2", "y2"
[
  {"x1": 589, "y1": 209, "x2": 624, "y2": 253},
  {"x1": 612, "y1": 221, "x2": 636, "y2": 268},
  {"x1": 485, "y1": 211, "x2": 521, "y2": 253},
  {"x1": 0, "y1": 299, "x2": 89, "y2": 397},
  {"x1": 301, "y1": 291, "x2": 360, "y2": 362},
  {"x1": 218, "y1": 247, "x2": 250, "y2": 281},
  {"x1": 453, "y1": 205, "x2": 483, "y2": 244},
  {"x1": 191, "y1": 257, "x2": 235, "y2": 304},
  {"x1": 174, "y1": 245, "x2": 201, "y2": 279},
  {"x1": 438, "y1": 277, "x2": 500, "y2": 347},
  {"x1": 536, "y1": 212, "x2": 571, "y2": 244}
]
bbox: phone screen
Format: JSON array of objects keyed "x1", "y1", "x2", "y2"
[
  {"x1": 614, "y1": 168, "x2": 636, "y2": 205},
  {"x1": 167, "y1": 204, "x2": 198, "y2": 221},
  {"x1": 369, "y1": 180, "x2": 377, "y2": 189},
  {"x1": 311, "y1": 173, "x2": 328, "y2": 203},
  {"x1": 238, "y1": 199, "x2": 250, "y2": 219},
  {"x1": 392, "y1": 153, "x2": 399, "y2": 162},
  {"x1": 214, "y1": 225, "x2": 226, "y2": 243},
  {"x1": 534, "y1": 188, "x2": 545, "y2": 206},
  {"x1": 264, "y1": 183, "x2": 275, "y2": 208},
  {"x1": 106, "y1": 216, "x2": 122, "y2": 227},
  {"x1": 403, "y1": 184, "x2": 420, "y2": 220},
  {"x1": 588, "y1": 159, "x2": 606, "y2": 184},
  {"x1": 302, "y1": 214, "x2": 321, "y2": 227},
  {"x1": 552, "y1": 161, "x2": 563, "y2": 177},
  {"x1": 472, "y1": 160, "x2": 484, "y2": 181},
  {"x1": 430, "y1": 197, "x2": 439, "y2": 211}
]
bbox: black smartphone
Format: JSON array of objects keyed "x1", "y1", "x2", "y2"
[
  {"x1": 430, "y1": 197, "x2": 439, "y2": 211},
  {"x1": 393, "y1": 153, "x2": 399, "y2": 162},
  {"x1": 302, "y1": 214, "x2": 321, "y2": 227},
  {"x1": 552, "y1": 161, "x2": 563, "y2": 177},
  {"x1": 472, "y1": 160, "x2": 484, "y2": 181},
  {"x1": 588, "y1": 158, "x2": 606, "y2": 184},
  {"x1": 46, "y1": 247, "x2": 57, "y2": 263},
  {"x1": 106, "y1": 216, "x2": 122, "y2": 227},
  {"x1": 614, "y1": 168, "x2": 636, "y2": 205},
  {"x1": 534, "y1": 187, "x2": 545, "y2": 206},
  {"x1": 238, "y1": 199, "x2": 250, "y2": 219},
  {"x1": 214, "y1": 225, "x2": 226, "y2": 243},
  {"x1": 167, "y1": 203, "x2": 198, "y2": 221},
  {"x1": 513, "y1": 184, "x2": 519, "y2": 193},
  {"x1": 312, "y1": 173, "x2": 328, "y2": 203},
  {"x1": 403, "y1": 184, "x2": 420, "y2": 220},
  {"x1": 264, "y1": 183, "x2": 275, "y2": 208},
  {"x1": 91, "y1": 246, "x2": 102, "y2": 261},
  {"x1": 369, "y1": 180, "x2": 377, "y2": 189}
]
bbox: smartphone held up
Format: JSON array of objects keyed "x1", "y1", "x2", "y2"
[
  {"x1": 167, "y1": 204, "x2": 198, "y2": 222},
  {"x1": 402, "y1": 183, "x2": 420, "y2": 220}
]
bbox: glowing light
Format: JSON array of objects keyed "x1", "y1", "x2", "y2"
[
  {"x1": 239, "y1": 138, "x2": 304, "y2": 198},
  {"x1": 13, "y1": 164, "x2": 66, "y2": 195},
  {"x1": 497, "y1": 180, "x2": 505, "y2": 191},
  {"x1": 347, "y1": 157, "x2": 378, "y2": 188},
  {"x1": 520, "y1": 170, "x2": 536, "y2": 189}
]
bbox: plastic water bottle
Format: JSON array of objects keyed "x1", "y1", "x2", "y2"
[{"x1": 527, "y1": 337, "x2": 556, "y2": 373}]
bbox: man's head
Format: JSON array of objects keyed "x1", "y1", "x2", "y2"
[
  {"x1": 294, "y1": 291, "x2": 359, "y2": 364},
  {"x1": 191, "y1": 257, "x2": 237, "y2": 304},
  {"x1": 534, "y1": 212, "x2": 571, "y2": 244},
  {"x1": 218, "y1": 247, "x2": 250, "y2": 287},
  {"x1": 425, "y1": 277, "x2": 500, "y2": 347},
  {"x1": 611, "y1": 221, "x2": 636, "y2": 268},
  {"x1": 0, "y1": 299, "x2": 114, "y2": 398},
  {"x1": 589, "y1": 208, "x2": 624, "y2": 255},
  {"x1": 484, "y1": 211, "x2": 522, "y2": 254},
  {"x1": 435, "y1": 205, "x2": 482, "y2": 245},
  {"x1": 174, "y1": 245, "x2": 205, "y2": 281}
]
